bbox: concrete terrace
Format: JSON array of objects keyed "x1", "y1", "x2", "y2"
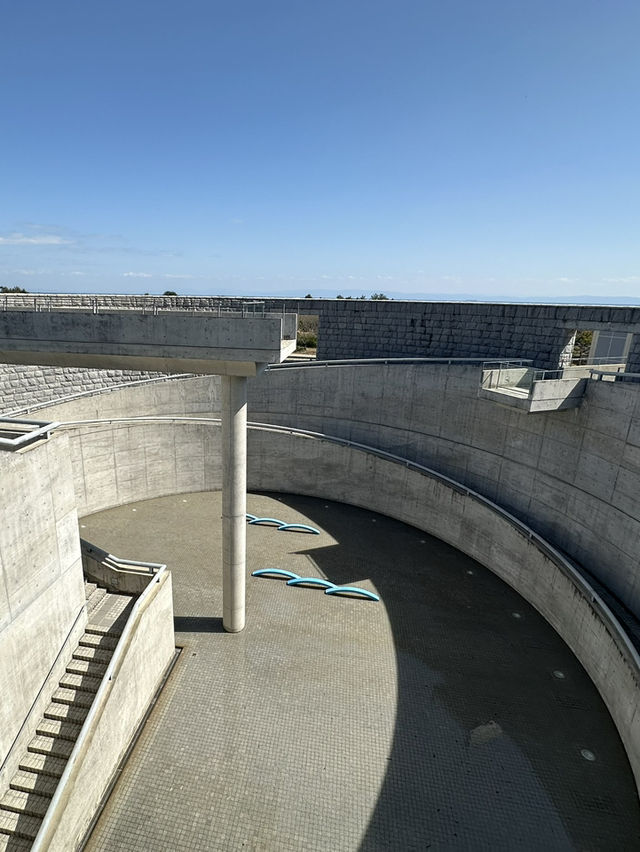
[{"x1": 78, "y1": 492, "x2": 639, "y2": 851}]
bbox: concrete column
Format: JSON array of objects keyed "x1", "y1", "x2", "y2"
[{"x1": 221, "y1": 375, "x2": 247, "y2": 633}]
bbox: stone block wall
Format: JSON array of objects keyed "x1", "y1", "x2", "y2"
[
  {"x1": 0, "y1": 365, "x2": 160, "y2": 415},
  {"x1": 2, "y1": 294, "x2": 640, "y2": 381}
]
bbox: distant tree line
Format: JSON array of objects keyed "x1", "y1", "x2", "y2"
[
  {"x1": 0, "y1": 285, "x2": 28, "y2": 293},
  {"x1": 304, "y1": 293, "x2": 390, "y2": 300}
]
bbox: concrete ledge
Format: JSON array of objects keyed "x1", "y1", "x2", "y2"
[
  {"x1": 80, "y1": 539, "x2": 165, "y2": 595},
  {"x1": 32, "y1": 568, "x2": 175, "y2": 852}
]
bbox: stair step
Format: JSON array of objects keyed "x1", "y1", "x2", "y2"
[
  {"x1": 84, "y1": 581, "x2": 97, "y2": 598},
  {"x1": 52, "y1": 687, "x2": 95, "y2": 709},
  {"x1": 85, "y1": 593, "x2": 133, "y2": 637},
  {"x1": 18, "y1": 752, "x2": 66, "y2": 780},
  {"x1": 73, "y1": 644, "x2": 113, "y2": 664},
  {"x1": 11, "y1": 771, "x2": 58, "y2": 798},
  {"x1": 66, "y1": 657, "x2": 108, "y2": 678},
  {"x1": 28, "y1": 735, "x2": 74, "y2": 760},
  {"x1": 0, "y1": 831, "x2": 32, "y2": 850},
  {"x1": 85, "y1": 624, "x2": 123, "y2": 639},
  {"x1": 0, "y1": 789, "x2": 51, "y2": 819},
  {"x1": 0, "y1": 808, "x2": 41, "y2": 841},
  {"x1": 36, "y1": 718, "x2": 82, "y2": 742},
  {"x1": 44, "y1": 701, "x2": 89, "y2": 724},
  {"x1": 86, "y1": 587, "x2": 108, "y2": 614},
  {"x1": 78, "y1": 633, "x2": 118, "y2": 651},
  {"x1": 59, "y1": 672, "x2": 101, "y2": 694}
]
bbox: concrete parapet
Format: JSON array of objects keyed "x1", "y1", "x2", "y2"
[
  {"x1": 249, "y1": 361, "x2": 640, "y2": 620},
  {"x1": 0, "y1": 310, "x2": 296, "y2": 376},
  {"x1": 32, "y1": 568, "x2": 175, "y2": 852}
]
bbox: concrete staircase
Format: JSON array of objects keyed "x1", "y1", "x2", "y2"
[{"x1": 0, "y1": 584, "x2": 133, "y2": 850}]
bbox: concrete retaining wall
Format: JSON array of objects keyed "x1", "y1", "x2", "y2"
[
  {"x1": 4, "y1": 293, "x2": 640, "y2": 370},
  {"x1": 249, "y1": 362, "x2": 640, "y2": 621},
  {"x1": 33, "y1": 569, "x2": 175, "y2": 852},
  {"x1": 0, "y1": 435, "x2": 86, "y2": 794},
  {"x1": 247, "y1": 428, "x2": 640, "y2": 791},
  {"x1": 18, "y1": 412, "x2": 640, "y2": 793}
]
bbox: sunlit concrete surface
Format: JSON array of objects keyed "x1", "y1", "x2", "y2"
[{"x1": 80, "y1": 493, "x2": 640, "y2": 851}]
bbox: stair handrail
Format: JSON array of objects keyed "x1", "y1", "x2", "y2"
[{"x1": 32, "y1": 564, "x2": 168, "y2": 852}]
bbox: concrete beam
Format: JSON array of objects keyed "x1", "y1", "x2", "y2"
[{"x1": 0, "y1": 311, "x2": 297, "y2": 375}]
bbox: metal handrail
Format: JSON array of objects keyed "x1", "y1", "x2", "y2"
[
  {"x1": 590, "y1": 369, "x2": 640, "y2": 383},
  {"x1": 0, "y1": 419, "x2": 60, "y2": 451},
  {"x1": 0, "y1": 294, "x2": 269, "y2": 317},
  {"x1": 32, "y1": 565, "x2": 169, "y2": 851},
  {"x1": 47, "y1": 415, "x2": 640, "y2": 677},
  {"x1": 270, "y1": 357, "x2": 531, "y2": 371}
]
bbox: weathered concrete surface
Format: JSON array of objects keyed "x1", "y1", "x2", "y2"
[
  {"x1": 221, "y1": 376, "x2": 247, "y2": 633},
  {"x1": 0, "y1": 435, "x2": 86, "y2": 796},
  {"x1": 246, "y1": 430, "x2": 640, "y2": 793},
  {"x1": 479, "y1": 377, "x2": 588, "y2": 411},
  {"x1": 6, "y1": 293, "x2": 640, "y2": 369},
  {"x1": 249, "y1": 361, "x2": 640, "y2": 621},
  {"x1": 0, "y1": 311, "x2": 296, "y2": 376},
  {"x1": 81, "y1": 493, "x2": 640, "y2": 851},
  {"x1": 33, "y1": 569, "x2": 175, "y2": 852}
]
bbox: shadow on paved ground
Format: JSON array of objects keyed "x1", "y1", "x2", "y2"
[
  {"x1": 265, "y1": 492, "x2": 640, "y2": 851},
  {"x1": 173, "y1": 616, "x2": 224, "y2": 633}
]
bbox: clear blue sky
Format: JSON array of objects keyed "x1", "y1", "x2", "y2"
[{"x1": 1, "y1": 1, "x2": 639, "y2": 300}]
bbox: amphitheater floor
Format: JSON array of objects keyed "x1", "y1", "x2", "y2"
[{"x1": 80, "y1": 492, "x2": 640, "y2": 851}]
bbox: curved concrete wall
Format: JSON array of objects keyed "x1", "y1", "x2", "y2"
[
  {"x1": 21, "y1": 412, "x2": 640, "y2": 792},
  {"x1": 31, "y1": 376, "x2": 221, "y2": 517},
  {"x1": 248, "y1": 428, "x2": 640, "y2": 790},
  {"x1": 13, "y1": 367, "x2": 640, "y2": 787},
  {"x1": 249, "y1": 362, "x2": 640, "y2": 620}
]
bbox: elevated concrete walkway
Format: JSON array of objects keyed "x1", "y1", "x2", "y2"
[
  {"x1": 0, "y1": 308, "x2": 297, "y2": 376},
  {"x1": 0, "y1": 303, "x2": 299, "y2": 632}
]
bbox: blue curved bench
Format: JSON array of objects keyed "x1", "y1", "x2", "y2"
[
  {"x1": 251, "y1": 569, "x2": 300, "y2": 581},
  {"x1": 278, "y1": 523, "x2": 320, "y2": 535},
  {"x1": 325, "y1": 586, "x2": 380, "y2": 602},
  {"x1": 286, "y1": 577, "x2": 336, "y2": 590}
]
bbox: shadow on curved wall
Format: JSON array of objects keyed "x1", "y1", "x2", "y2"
[{"x1": 264, "y1": 492, "x2": 640, "y2": 851}]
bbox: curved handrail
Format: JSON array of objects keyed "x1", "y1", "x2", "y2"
[
  {"x1": 3, "y1": 373, "x2": 198, "y2": 419},
  {"x1": 48, "y1": 416, "x2": 640, "y2": 676}
]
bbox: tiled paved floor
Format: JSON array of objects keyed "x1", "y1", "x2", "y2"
[{"x1": 81, "y1": 492, "x2": 640, "y2": 851}]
